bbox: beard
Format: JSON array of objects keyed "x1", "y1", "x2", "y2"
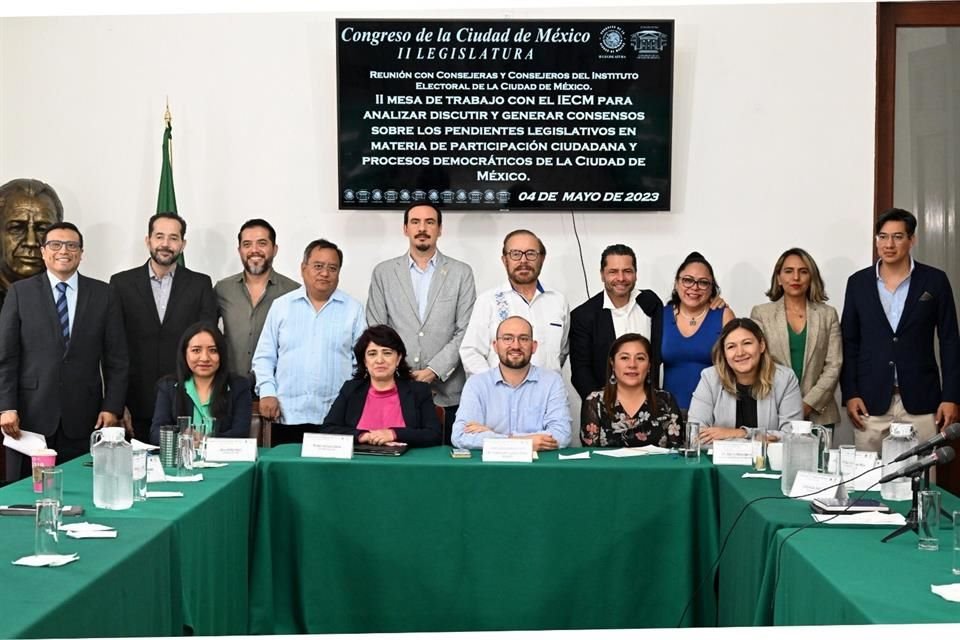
[
  {"x1": 499, "y1": 351, "x2": 531, "y2": 370},
  {"x1": 150, "y1": 247, "x2": 180, "y2": 267},
  {"x1": 509, "y1": 265, "x2": 539, "y2": 286},
  {"x1": 243, "y1": 254, "x2": 273, "y2": 276}
]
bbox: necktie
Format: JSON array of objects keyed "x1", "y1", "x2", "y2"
[{"x1": 56, "y1": 281, "x2": 70, "y2": 347}]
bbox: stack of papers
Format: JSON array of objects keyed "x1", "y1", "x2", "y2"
[
  {"x1": 13, "y1": 553, "x2": 79, "y2": 567},
  {"x1": 192, "y1": 461, "x2": 227, "y2": 469}
]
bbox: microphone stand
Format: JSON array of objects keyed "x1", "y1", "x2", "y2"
[{"x1": 881, "y1": 474, "x2": 921, "y2": 543}]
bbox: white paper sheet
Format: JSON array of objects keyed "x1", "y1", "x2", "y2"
[
  {"x1": 2, "y1": 430, "x2": 48, "y2": 456},
  {"x1": 742, "y1": 472, "x2": 782, "y2": 480},
  {"x1": 130, "y1": 439, "x2": 160, "y2": 451},
  {"x1": 558, "y1": 451, "x2": 590, "y2": 460},
  {"x1": 592, "y1": 448, "x2": 649, "y2": 458},
  {"x1": 931, "y1": 583, "x2": 960, "y2": 602},
  {"x1": 145, "y1": 491, "x2": 184, "y2": 498},
  {"x1": 12, "y1": 553, "x2": 79, "y2": 567},
  {"x1": 811, "y1": 512, "x2": 906, "y2": 525},
  {"x1": 160, "y1": 474, "x2": 203, "y2": 483},
  {"x1": 66, "y1": 530, "x2": 118, "y2": 539}
]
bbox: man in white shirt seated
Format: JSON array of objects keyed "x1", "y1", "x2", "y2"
[{"x1": 452, "y1": 316, "x2": 571, "y2": 451}]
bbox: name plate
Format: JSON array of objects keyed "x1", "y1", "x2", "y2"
[
  {"x1": 482, "y1": 438, "x2": 534, "y2": 463},
  {"x1": 204, "y1": 438, "x2": 257, "y2": 462},
  {"x1": 851, "y1": 451, "x2": 881, "y2": 491},
  {"x1": 146, "y1": 455, "x2": 165, "y2": 483},
  {"x1": 301, "y1": 433, "x2": 354, "y2": 459},
  {"x1": 789, "y1": 470, "x2": 841, "y2": 500},
  {"x1": 712, "y1": 440, "x2": 754, "y2": 466}
]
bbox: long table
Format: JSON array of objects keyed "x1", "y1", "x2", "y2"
[
  {"x1": 248, "y1": 445, "x2": 721, "y2": 634},
  {"x1": 0, "y1": 454, "x2": 256, "y2": 637}
]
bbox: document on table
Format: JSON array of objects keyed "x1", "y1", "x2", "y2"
[
  {"x1": 3, "y1": 430, "x2": 47, "y2": 455},
  {"x1": 593, "y1": 448, "x2": 650, "y2": 458},
  {"x1": 811, "y1": 512, "x2": 906, "y2": 525},
  {"x1": 559, "y1": 451, "x2": 590, "y2": 460},
  {"x1": 131, "y1": 439, "x2": 159, "y2": 451}
]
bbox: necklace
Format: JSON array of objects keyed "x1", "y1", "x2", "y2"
[
  {"x1": 677, "y1": 306, "x2": 708, "y2": 327},
  {"x1": 786, "y1": 304, "x2": 806, "y2": 319}
]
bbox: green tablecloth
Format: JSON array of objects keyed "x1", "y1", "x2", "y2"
[
  {"x1": 248, "y1": 445, "x2": 720, "y2": 634},
  {"x1": 0, "y1": 513, "x2": 178, "y2": 638},
  {"x1": 0, "y1": 454, "x2": 255, "y2": 636},
  {"x1": 717, "y1": 464, "x2": 960, "y2": 626},
  {"x1": 771, "y1": 526, "x2": 960, "y2": 625}
]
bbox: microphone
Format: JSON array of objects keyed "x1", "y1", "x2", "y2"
[
  {"x1": 880, "y1": 446, "x2": 955, "y2": 484},
  {"x1": 893, "y1": 423, "x2": 960, "y2": 462}
]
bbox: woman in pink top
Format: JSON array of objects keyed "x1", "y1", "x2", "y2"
[{"x1": 321, "y1": 325, "x2": 442, "y2": 447}]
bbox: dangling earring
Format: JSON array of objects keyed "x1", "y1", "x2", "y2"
[
  {"x1": 609, "y1": 374, "x2": 616, "y2": 385},
  {"x1": 395, "y1": 369, "x2": 400, "y2": 378}
]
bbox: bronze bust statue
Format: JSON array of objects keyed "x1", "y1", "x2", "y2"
[{"x1": 0, "y1": 178, "x2": 64, "y2": 309}]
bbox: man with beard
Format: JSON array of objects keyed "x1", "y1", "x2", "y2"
[
  {"x1": 215, "y1": 219, "x2": 299, "y2": 380},
  {"x1": 569, "y1": 244, "x2": 665, "y2": 399},
  {"x1": 452, "y1": 316, "x2": 570, "y2": 450},
  {"x1": 0, "y1": 178, "x2": 64, "y2": 311},
  {"x1": 460, "y1": 229, "x2": 569, "y2": 375},
  {"x1": 366, "y1": 204, "x2": 475, "y2": 443},
  {"x1": 110, "y1": 212, "x2": 217, "y2": 442}
]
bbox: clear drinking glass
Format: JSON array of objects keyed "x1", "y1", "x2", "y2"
[
  {"x1": 753, "y1": 427, "x2": 768, "y2": 471},
  {"x1": 132, "y1": 449, "x2": 148, "y2": 501},
  {"x1": 918, "y1": 490, "x2": 941, "y2": 551},
  {"x1": 177, "y1": 433, "x2": 195, "y2": 476},
  {"x1": 952, "y1": 510, "x2": 960, "y2": 575},
  {"x1": 35, "y1": 498, "x2": 60, "y2": 556},
  {"x1": 40, "y1": 467, "x2": 63, "y2": 507},
  {"x1": 685, "y1": 421, "x2": 701, "y2": 461}
]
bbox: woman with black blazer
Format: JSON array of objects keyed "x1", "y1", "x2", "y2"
[
  {"x1": 149, "y1": 321, "x2": 252, "y2": 445},
  {"x1": 321, "y1": 324, "x2": 441, "y2": 447}
]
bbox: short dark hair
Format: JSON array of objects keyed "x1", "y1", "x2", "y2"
[
  {"x1": 0, "y1": 178, "x2": 64, "y2": 222},
  {"x1": 44, "y1": 221, "x2": 84, "y2": 248},
  {"x1": 148, "y1": 211, "x2": 187, "y2": 237},
  {"x1": 502, "y1": 229, "x2": 546, "y2": 257},
  {"x1": 670, "y1": 251, "x2": 720, "y2": 307},
  {"x1": 403, "y1": 203, "x2": 442, "y2": 226},
  {"x1": 237, "y1": 218, "x2": 277, "y2": 245},
  {"x1": 600, "y1": 244, "x2": 636, "y2": 270},
  {"x1": 875, "y1": 208, "x2": 917, "y2": 236},
  {"x1": 301, "y1": 238, "x2": 343, "y2": 267},
  {"x1": 352, "y1": 324, "x2": 413, "y2": 381}
]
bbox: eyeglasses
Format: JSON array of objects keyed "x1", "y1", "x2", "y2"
[
  {"x1": 306, "y1": 262, "x2": 339, "y2": 274},
  {"x1": 497, "y1": 334, "x2": 532, "y2": 345},
  {"x1": 504, "y1": 249, "x2": 541, "y2": 262},
  {"x1": 678, "y1": 275, "x2": 712, "y2": 290},
  {"x1": 875, "y1": 233, "x2": 910, "y2": 244},
  {"x1": 43, "y1": 240, "x2": 82, "y2": 253}
]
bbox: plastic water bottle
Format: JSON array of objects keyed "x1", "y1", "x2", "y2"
[
  {"x1": 881, "y1": 423, "x2": 918, "y2": 501},
  {"x1": 91, "y1": 426, "x2": 134, "y2": 510}
]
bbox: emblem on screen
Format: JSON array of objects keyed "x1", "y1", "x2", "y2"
[
  {"x1": 630, "y1": 30, "x2": 669, "y2": 59},
  {"x1": 599, "y1": 26, "x2": 626, "y2": 54}
]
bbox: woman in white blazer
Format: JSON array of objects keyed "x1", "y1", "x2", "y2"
[
  {"x1": 688, "y1": 317, "x2": 803, "y2": 443},
  {"x1": 749, "y1": 248, "x2": 842, "y2": 427}
]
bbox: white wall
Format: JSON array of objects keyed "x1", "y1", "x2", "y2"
[{"x1": 0, "y1": 3, "x2": 876, "y2": 439}]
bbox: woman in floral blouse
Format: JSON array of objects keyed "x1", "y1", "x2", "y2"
[{"x1": 580, "y1": 333, "x2": 685, "y2": 448}]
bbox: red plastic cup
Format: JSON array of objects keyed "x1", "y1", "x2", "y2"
[{"x1": 30, "y1": 448, "x2": 57, "y2": 492}]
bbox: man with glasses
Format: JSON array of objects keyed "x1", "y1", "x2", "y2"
[
  {"x1": 569, "y1": 244, "x2": 664, "y2": 399},
  {"x1": 110, "y1": 212, "x2": 217, "y2": 442},
  {"x1": 0, "y1": 222, "x2": 128, "y2": 480},
  {"x1": 460, "y1": 229, "x2": 569, "y2": 375},
  {"x1": 841, "y1": 208, "x2": 960, "y2": 452},
  {"x1": 252, "y1": 238, "x2": 365, "y2": 445},
  {"x1": 452, "y1": 316, "x2": 571, "y2": 450},
  {"x1": 367, "y1": 204, "x2": 476, "y2": 443}
]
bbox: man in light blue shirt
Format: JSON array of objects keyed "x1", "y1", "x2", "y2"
[
  {"x1": 253, "y1": 238, "x2": 365, "y2": 445},
  {"x1": 452, "y1": 316, "x2": 571, "y2": 451}
]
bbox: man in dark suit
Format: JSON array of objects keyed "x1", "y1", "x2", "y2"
[
  {"x1": 569, "y1": 244, "x2": 664, "y2": 400},
  {"x1": 841, "y1": 208, "x2": 960, "y2": 452},
  {"x1": 110, "y1": 212, "x2": 217, "y2": 442},
  {"x1": 0, "y1": 222, "x2": 128, "y2": 481}
]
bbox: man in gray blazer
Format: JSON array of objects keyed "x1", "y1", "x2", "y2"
[
  {"x1": 367, "y1": 204, "x2": 476, "y2": 444},
  {"x1": 0, "y1": 222, "x2": 128, "y2": 480}
]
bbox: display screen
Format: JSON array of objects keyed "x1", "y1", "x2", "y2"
[{"x1": 337, "y1": 19, "x2": 674, "y2": 211}]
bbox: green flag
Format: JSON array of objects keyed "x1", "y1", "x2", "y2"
[
  {"x1": 156, "y1": 105, "x2": 184, "y2": 265},
  {"x1": 157, "y1": 107, "x2": 177, "y2": 214}
]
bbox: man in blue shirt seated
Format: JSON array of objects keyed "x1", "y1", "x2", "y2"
[{"x1": 452, "y1": 315, "x2": 571, "y2": 451}]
